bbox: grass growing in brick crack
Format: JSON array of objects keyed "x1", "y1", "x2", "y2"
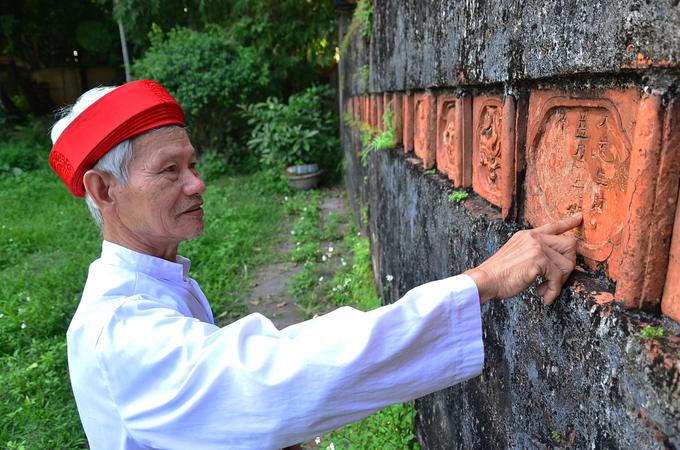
[
  {"x1": 449, "y1": 191, "x2": 468, "y2": 202},
  {"x1": 343, "y1": 101, "x2": 397, "y2": 168},
  {"x1": 640, "y1": 325, "x2": 666, "y2": 341}
]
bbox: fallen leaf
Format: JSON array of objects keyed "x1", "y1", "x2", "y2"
[
  {"x1": 217, "y1": 311, "x2": 228, "y2": 319},
  {"x1": 252, "y1": 282, "x2": 260, "y2": 287},
  {"x1": 276, "y1": 301, "x2": 287, "y2": 308},
  {"x1": 253, "y1": 247, "x2": 261, "y2": 252},
  {"x1": 249, "y1": 300, "x2": 260, "y2": 306}
]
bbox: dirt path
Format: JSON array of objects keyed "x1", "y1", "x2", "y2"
[{"x1": 244, "y1": 187, "x2": 350, "y2": 330}]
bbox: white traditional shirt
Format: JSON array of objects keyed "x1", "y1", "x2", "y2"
[{"x1": 67, "y1": 241, "x2": 484, "y2": 450}]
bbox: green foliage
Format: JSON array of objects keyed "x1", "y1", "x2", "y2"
[
  {"x1": 424, "y1": 169, "x2": 435, "y2": 175},
  {"x1": 640, "y1": 325, "x2": 665, "y2": 341},
  {"x1": 0, "y1": 120, "x2": 52, "y2": 177},
  {"x1": 340, "y1": 0, "x2": 373, "y2": 58},
  {"x1": 551, "y1": 430, "x2": 561, "y2": 443},
  {"x1": 448, "y1": 191, "x2": 469, "y2": 203},
  {"x1": 132, "y1": 24, "x2": 270, "y2": 155},
  {"x1": 360, "y1": 64, "x2": 371, "y2": 94},
  {"x1": 243, "y1": 85, "x2": 341, "y2": 169},
  {"x1": 361, "y1": 102, "x2": 396, "y2": 167},
  {"x1": 319, "y1": 402, "x2": 420, "y2": 450},
  {"x1": 109, "y1": 0, "x2": 337, "y2": 96}
]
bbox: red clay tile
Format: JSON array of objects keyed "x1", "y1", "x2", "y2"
[
  {"x1": 472, "y1": 95, "x2": 516, "y2": 218},
  {"x1": 390, "y1": 93, "x2": 404, "y2": 145},
  {"x1": 659, "y1": 99, "x2": 680, "y2": 322},
  {"x1": 413, "y1": 93, "x2": 437, "y2": 169},
  {"x1": 370, "y1": 95, "x2": 379, "y2": 129},
  {"x1": 524, "y1": 88, "x2": 673, "y2": 313},
  {"x1": 376, "y1": 94, "x2": 385, "y2": 131},
  {"x1": 403, "y1": 93, "x2": 414, "y2": 153},
  {"x1": 436, "y1": 93, "x2": 472, "y2": 187}
]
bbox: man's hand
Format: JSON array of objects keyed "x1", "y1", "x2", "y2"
[{"x1": 464, "y1": 213, "x2": 582, "y2": 306}]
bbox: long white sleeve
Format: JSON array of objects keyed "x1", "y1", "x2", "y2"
[{"x1": 68, "y1": 242, "x2": 484, "y2": 450}]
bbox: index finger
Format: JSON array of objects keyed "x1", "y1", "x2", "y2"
[{"x1": 534, "y1": 213, "x2": 583, "y2": 236}]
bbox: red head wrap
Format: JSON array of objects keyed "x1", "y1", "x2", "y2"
[{"x1": 50, "y1": 80, "x2": 185, "y2": 197}]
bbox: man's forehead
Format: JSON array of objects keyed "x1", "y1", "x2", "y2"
[{"x1": 133, "y1": 128, "x2": 195, "y2": 160}]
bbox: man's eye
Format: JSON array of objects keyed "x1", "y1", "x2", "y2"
[
  {"x1": 166, "y1": 165, "x2": 176, "y2": 172},
  {"x1": 189, "y1": 162, "x2": 197, "y2": 169}
]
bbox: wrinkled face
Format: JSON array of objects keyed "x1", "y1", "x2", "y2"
[{"x1": 113, "y1": 128, "x2": 205, "y2": 250}]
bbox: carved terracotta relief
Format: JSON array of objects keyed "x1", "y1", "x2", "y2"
[
  {"x1": 525, "y1": 90, "x2": 674, "y2": 312},
  {"x1": 413, "y1": 93, "x2": 436, "y2": 169},
  {"x1": 403, "y1": 93, "x2": 414, "y2": 153},
  {"x1": 436, "y1": 94, "x2": 472, "y2": 187},
  {"x1": 472, "y1": 95, "x2": 516, "y2": 218}
]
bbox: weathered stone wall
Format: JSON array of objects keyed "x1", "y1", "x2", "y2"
[{"x1": 337, "y1": 0, "x2": 680, "y2": 448}]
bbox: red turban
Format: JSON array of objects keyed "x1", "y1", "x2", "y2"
[{"x1": 50, "y1": 80, "x2": 185, "y2": 198}]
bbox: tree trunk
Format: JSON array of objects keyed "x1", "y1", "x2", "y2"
[{"x1": 114, "y1": 0, "x2": 132, "y2": 83}]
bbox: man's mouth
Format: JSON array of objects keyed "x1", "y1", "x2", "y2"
[{"x1": 182, "y1": 201, "x2": 204, "y2": 215}]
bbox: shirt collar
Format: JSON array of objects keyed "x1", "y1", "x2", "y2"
[{"x1": 100, "y1": 240, "x2": 191, "y2": 282}]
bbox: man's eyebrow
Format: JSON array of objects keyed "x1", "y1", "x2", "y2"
[{"x1": 154, "y1": 149, "x2": 197, "y2": 162}]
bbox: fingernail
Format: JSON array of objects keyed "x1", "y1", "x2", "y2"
[{"x1": 572, "y1": 212, "x2": 583, "y2": 219}]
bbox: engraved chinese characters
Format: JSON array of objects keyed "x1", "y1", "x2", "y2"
[
  {"x1": 535, "y1": 102, "x2": 630, "y2": 251},
  {"x1": 525, "y1": 93, "x2": 640, "y2": 278}
]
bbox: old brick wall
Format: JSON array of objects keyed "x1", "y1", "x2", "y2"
[{"x1": 337, "y1": 0, "x2": 680, "y2": 448}]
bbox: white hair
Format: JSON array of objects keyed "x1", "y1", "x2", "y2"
[{"x1": 51, "y1": 86, "x2": 177, "y2": 233}]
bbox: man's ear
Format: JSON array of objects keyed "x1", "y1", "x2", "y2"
[{"x1": 83, "y1": 170, "x2": 118, "y2": 214}]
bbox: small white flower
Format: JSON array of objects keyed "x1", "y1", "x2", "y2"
[
  {"x1": 337, "y1": 285, "x2": 342, "y2": 290},
  {"x1": 342, "y1": 260, "x2": 347, "y2": 266},
  {"x1": 26, "y1": 297, "x2": 31, "y2": 301},
  {"x1": 9, "y1": 238, "x2": 13, "y2": 242},
  {"x1": 357, "y1": 232, "x2": 361, "y2": 236},
  {"x1": 0, "y1": 314, "x2": 4, "y2": 318},
  {"x1": 303, "y1": 207, "x2": 307, "y2": 211},
  {"x1": 284, "y1": 196, "x2": 289, "y2": 201},
  {"x1": 301, "y1": 216, "x2": 305, "y2": 220},
  {"x1": 319, "y1": 277, "x2": 324, "y2": 282},
  {"x1": 21, "y1": 323, "x2": 26, "y2": 329},
  {"x1": 332, "y1": 288, "x2": 336, "y2": 292},
  {"x1": 17, "y1": 307, "x2": 23, "y2": 313},
  {"x1": 352, "y1": 264, "x2": 357, "y2": 268},
  {"x1": 386, "y1": 275, "x2": 394, "y2": 282},
  {"x1": 296, "y1": 241, "x2": 301, "y2": 246},
  {"x1": 322, "y1": 255, "x2": 327, "y2": 261},
  {"x1": 315, "y1": 437, "x2": 321, "y2": 445},
  {"x1": 1, "y1": 225, "x2": 4, "y2": 229},
  {"x1": 327, "y1": 443, "x2": 335, "y2": 450},
  {"x1": 291, "y1": 230, "x2": 296, "y2": 235},
  {"x1": 328, "y1": 246, "x2": 334, "y2": 253}
]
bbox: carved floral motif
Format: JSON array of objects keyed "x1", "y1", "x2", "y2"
[{"x1": 478, "y1": 105, "x2": 503, "y2": 192}]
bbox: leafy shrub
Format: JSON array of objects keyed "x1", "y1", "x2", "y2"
[
  {"x1": 132, "y1": 25, "x2": 270, "y2": 156},
  {"x1": 0, "y1": 119, "x2": 52, "y2": 176},
  {"x1": 242, "y1": 84, "x2": 341, "y2": 170}
]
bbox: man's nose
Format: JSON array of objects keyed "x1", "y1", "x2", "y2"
[{"x1": 183, "y1": 168, "x2": 206, "y2": 196}]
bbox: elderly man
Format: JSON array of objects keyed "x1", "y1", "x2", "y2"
[{"x1": 50, "y1": 80, "x2": 581, "y2": 450}]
